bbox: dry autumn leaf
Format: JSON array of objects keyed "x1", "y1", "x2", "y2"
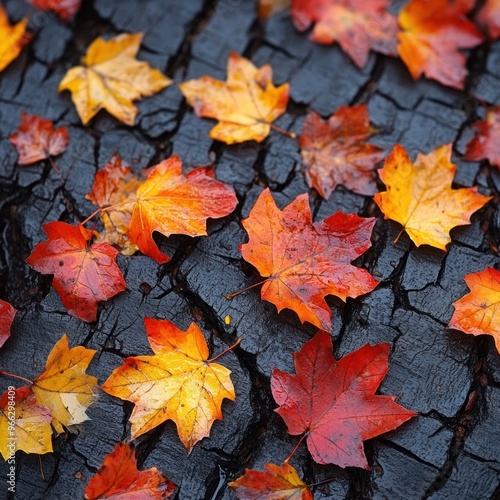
[
  {"x1": 102, "y1": 318, "x2": 236, "y2": 451},
  {"x1": 59, "y1": 33, "x2": 171, "y2": 125},
  {"x1": 31, "y1": 334, "x2": 98, "y2": 434},
  {"x1": 27, "y1": 0, "x2": 82, "y2": 21},
  {"x1": 85, "y1": 442, "x2": 176, "y2": 499},
  {"x1": 0, "y1": 386, "x2": 53, "y2": 459},
  {"x1": 271, "y1": 330, "x2": 417, "y2": 468},
  {"x1": 26, "y1": 221, "x2": 126, "y2": 322},
  {"x1": 465, "y1": 107, "x2": 500, "y2": 169},
  {"x1": 179, "y1": 53, "x2": 289, "y2": 144},
  {"x1": 291, "y1": 0, "x2": 398, "y2": 68},
  {"x1": 477, "y1": 0, "x2": 500, "y2": 40},
  {"x1": 229, "y1": 462, "x2": 313, "y2": 500},
  {"x1": 0, "y1": 5, "x2": 29, "y2": 73},
  {"x1": 449, "y1": 267, "x2": 500, "y2": 354},
  {"x1": 0, "y1": 300, "x2": 16, "y2": 349},
  {"x1": 9, "y1": 113, "x2": 69, "y2": 167},
  {"x1": 373, "y1": 144, "x2": 492, "y2": 250},
  {"x1": 397, "y1": 0, "x2": 483, "y2": 89},
  {"x1": 239, "y1": 188, "x2": 379, "y2": 331},
  {"x1": 299, "y1": 104, "x2": 384, "y2": 199}
]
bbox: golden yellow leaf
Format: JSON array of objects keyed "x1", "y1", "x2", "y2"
[
  {"x1": 373, "y1": 144, "x2": 492, "y2": 250},
  {"x1": 0, "y1": 5, "x2": 29, "y2": 72},
  {"x1": 59, "y1": 33, "x2": 171, "y2": 125},
  {"x1": 179, "y1": 53, "x2": 289, "y2": 144},
  {"x1": 102, "y1": 318, "x2": 235, "y2": 452},
  {"x1": 32, "y1": 334, "x2": 98, "y2": 434}
]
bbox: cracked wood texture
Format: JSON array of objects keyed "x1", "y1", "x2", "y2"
[{"x1": 1, "y1": 0, "x2": 500, "y2": 499}]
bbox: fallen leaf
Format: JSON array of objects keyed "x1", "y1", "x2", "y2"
[
  {"x1": 299, "y1": 105, "x2": 384, "y2": 199},
  {"x1": 179, "y1": 53, "x2": 289, "y2": 144},
  {"x1": 449, "y1": 267, "x2": 500, "y2": 354},
  {"x1": 31, "y1": 334, "x2": 98, "y2": 434},
  {"x1": 465, "y1": 107, "x2": 500, "y2": 169},
  {"x1": 0, "y1": 5, "x2": 29, "y2": 73},
  {"x1": 271, "y1": 330, "x2": 416, "y2": 468},
  {"x1": 239, "y1": 188, "x2": 379, "y2": 331},
  {"x1": 59, "y1": 33, "x2": 171, "y2": 125},
  {"x1": 27, "y1": 0, "x2": 82, "y2": 21},
  {"x1": 102, "y1": 318, "x2": 235, "y2": 451},
  {"x1": 291, "y1": 0, "x2": 398, "y2": 68},
  {"x1": 477, "y1": 0, "x2": 500, "y2": 40},
  {"x1": 373, "y1": 144, "x2": 492, "y2": 250},
  {"x1": 26, "y1": 221, "x2": 126, "y2": 322},
  {"x1": 397, "y1": 0, "x2": 483, "y2": 89},
  {"x1": 86, "y1": 155, "x2": 141, "y2": 256},
  {"x1": 229, "y1": 462, "x2": 313, "y2": 500},
  {"x1": 9, "y1": 113, "x2": 69, "y2": 166},
  {"x1": 84, "y1": 442, "x2": 176, "y2": 499},
  {"x1": 0, "y1": 300, "x2": 16, "y2": 349},
  {"x1": 0, "y1": 386, "x2": 53, "y2": 459},
  {"x1": 258, "y1": 0, "x2": 291, "y2": 19}
]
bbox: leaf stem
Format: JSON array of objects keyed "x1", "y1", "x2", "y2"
[
  {"x1": 284, "y1": 433, "x2": 307, "y2": 463},
  {"x1": 47, "y1": 156, "x2": 60, "y2": 174},
  {"x1": 270, "y1": 123, "x2": 296, "y2": 139},
  {"x1": 225, "y1": 279, "x2": 269, "y2": 300},
  {"x1": 393, "y1": 227, "x2": 405, "y2": 245},
  {"x1": 208, "y1": 338, "x2": 242, "y2": 363},
  {"x1": 308, "y1": 477, "x2": 337, "y2": 488},
  {"x1": 80, "y1": 200, "x2": 136, "y2": 226},
  {"x1": 0, "y1": 369, "x2": 33, "y2": 385}
]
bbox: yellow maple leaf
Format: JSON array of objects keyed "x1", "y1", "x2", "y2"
[
  {"x1": 179, "y1": 52, "x2": 289, "y2": 144},
  {"x1": 0, "y1": 386, "x2": 53, "y2": 458},
  {"x1": 373, "y1": 144, "x2": 492, "y2": 250},
  {"x1": 0, "y1": 5, "x2": 29, "y2": 73},
  {"x1": 59, "y1": 33, "x2": 171, "y2": 125},
  {"x1": 32, "y1": 334, "x2": 98, "y2": 434},
  {"x1": 102, "y1": 318, "x2": 236, "y2": 452}
]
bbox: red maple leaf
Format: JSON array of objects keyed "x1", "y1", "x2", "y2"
[
  {"x1": 27, "y1": 0, "x2": 82, "y2": 22},
  {"x1": 477, "y1": 0, "x2": 500, "y2": 40},
  {"x1": 0, "y1": 300, "x2": 16, "y2": 349},
  {"x1": 271, "y1": 330, "x2": 416, "y2": 468},
  {"x1": 465, "y1": 107, "x2": 500, "y2": 169},
  {"x1": 26, "y1": 222, "x2": 126, "y2": 322}
]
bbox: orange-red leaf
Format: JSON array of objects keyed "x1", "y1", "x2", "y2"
[
  {"x1": 465, "y1": 107, "x2": 500, "y2": 169},
  {"x1": 25, "y1": 221, "x2": 126, "y2": 322},
  {"x1": 27, "y1": 0, "x2": 82, "y2": 21},
  {"x1": 258, "y1": 0, "x2": 291, "y2": 19},
  {"x1": 271, "y1": 331, "x2": 417, "y2": 468},
  {"x1": 397, "y1": 0, "x2": 483, "y2": 89},
  {"x1": 299, "y1": 105, "x2": 384, "y2": 198},
  {"x1": 229, "y1": 462, "x2": 312, "y2": 500},
  {"x1": 240, "y1": 188, "x2": 379, "y2": 331},
  {"x1": 449, "y1": 267, "x2": 500, "y2": 354},
  {"x1": 0, "y1": 5, "x2": 29, "y2": 73},
  {"x1": 85, "y1": 442, "x2": 176, "y2": 499},
  {"x1": 9, "y1": 113, "x2": 69, "y2": 166},
  {"x1": 0, "y1": 300, "x2": 16, "y2": 349},
  {"x1": 291, "y1": 0, "x2": 398, "y2": 68},
  {"x1": 477, "y1": 0, "x2": 500, "y2": 40}
]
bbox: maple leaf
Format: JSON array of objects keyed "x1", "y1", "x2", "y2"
[
  {"x1": 291, "y1": 0, "x2": 398, "y2": 68},
  {"x1": 0, "y1": 5, "x2": 29, "y2": 73},
  {"x1": 449, "y1": 268, "x2": 500, "y2": 354},
  {"x1": 229, "y1": 462, "x2": 313, "y2": 500},
  {"x1": 9, "y1": 113, "x2": 69, "y2": 167},
  {"x1": 102, "y1": 318, "x2": 235, "y2": 451},
  {"x1": 258, "y1": 0, "x2": 291, "y2": 19},
  {"x1": 31, "y1": 334, "x2": 98, "y2": 434},
  {"x1": 299, "y1": 105, "x2": 385, "y2": 199},
  {"x1": 373, "y1": 144, "x2": 492, "y2": 250},
  {"x1": 477, "y1": 0, "x2": 500, "y2": 40},
  {"x1": 239, "y1": 188, "x2": 379, "y2": 331},
  {"x1": 397, "y1": 0, "x2": 483, "y2": 89},
  {"x1": 84, "y1": 442, "x2": 176, "y2": 499},
  {"x1": 179, "y1": 53, "x2": 289, "y2": 144},
  {"x1": 27, "y1": 0, "x2": 82, "y2": 21},
  {"x1": 0, "y1": 299, "x2": 16, "y2": 349},
  {"x1": 0, "y1": 386, "x2": 53, "y2": 459},
  {"x1": 59, "y1": 33, "x2": 171, "y2": 125},
  {"x1": 271, "y1": 330, "x2": 417, "y2": 468},
  {"x1": 25, "y1": 221, "x2": 126, "y2": 322},
  {"x1": 86, "y1": 156, "x2": 141, "y2": 256},
  {"x1": 465, "y1": 107, "x2": 500, "y2": 169}
]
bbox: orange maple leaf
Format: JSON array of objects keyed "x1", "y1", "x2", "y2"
[
  {"x1": 0, "y1": 5, "x2": 29, "y2": 73},
  {"x1": 179, "y1": 53, "x2": 289, "y2": 144},
  {"x1": 85, "y1": 442, "x2": 176, "y2": 499},
  {"x1": 465, "y1": 107, "x2": 500, "y2": 169},
  {"x1": 229, "y1": 462, "x2": 313, "y2": 500},
  {"x1": 25, "y1": 221, "x2": 126, "y2": 322},
  {"x1": 477, "y1": 0, "x2": 500, "y2": 40},
  {"x1": 397, "y1": 0, "x2": 483, "y2": 89},
  {"x1": 449, "y1": 268, "x2": 500, "y2": 354},
  {"x1": 0, "y1": 299, "x2": 16, "y2": 349},
  {"x1": 239, "y1": 188, "x2": 379, "y2": 331},
  {"x1": 291, "y1": 0, "x2": 398, "y2": 68},
  {"x1": 299, "y1": 104, "x2": 384, "y2": 199},
  {"x1": 373, "y1": 144, "x2": 492, "y2": 250},
  {"x1": 102, "y1": 318, "x2": 236, "y2": 451},
  {"x1": 59, "y1": 33, "x2": 171, "y2": 125}
]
